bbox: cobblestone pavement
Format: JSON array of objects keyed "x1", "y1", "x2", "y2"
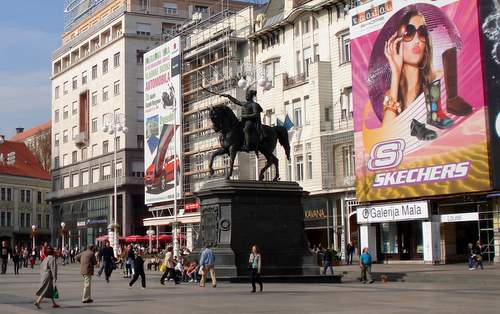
[{"x1": 0, "y1": 262, "x2": 499, "y2": 314}]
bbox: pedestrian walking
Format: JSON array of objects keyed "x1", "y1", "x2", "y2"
[
  {"x1": 160, "y1": 246, "x2": 179, "y2": 285},
  {"x1": 70, "y1": 248, "x2": 75, "y2": 263},
  {"x1": 248, "y1": 245, "x2": 263, "y2": 293},
  {"x1": 125, "y1": 245, "x2": 135, "y2": 278},
  {"x1": 75, "y1": 245, "x2": 98, "y2": 304},
  {"x1": 346, "y1": 241, "x2": 355, "y2": 265},
  {"x1": 467, "y1": 243, "x2": 475, "y2": 270},
  {"x1": 23, "y1": 246, "x2": 29, "y2": 268},
  {"x1": 34, "y1": 247, "x2": 60, "y2": 309},
  {"x1": 360, "y1": 247, "x2": 374, "y2": 284},
  {"x1": 322, "y1": 248, "x2": 334, "y2": 275},
  {"x1": 1, "y1": 240, "x2": 11, "y2": 274},
  {"x1": 40, "y1": 242, "x2": 49, "y2": 262},
  {"x1": 473, "y1": 240, "x2": 484, "y2": 270},
  {"x1": 13, "y1": 245, "x2": 21, "y2": 275},
  {"x1": 129, "y1": 252, "x2": 146, "y2": 289},
  {"x1": 199, "y1": 244, "x2": 217, "y2": 288},
  {"x1": 98, "y1": 241, "x2": 115, "y2": 283}
]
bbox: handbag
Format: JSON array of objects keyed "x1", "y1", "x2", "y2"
[
  {"x1": 160, "y1": 264, "x2": 167, "y2": 273},
  {"x1": 52, "y1": 286, "x2": 59, "y2": 299}
]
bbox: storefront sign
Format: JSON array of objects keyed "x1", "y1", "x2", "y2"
[
  {"x1": 77, "y1": 221, "x2": 86, "y2": 227},
  {"x1": 440, "y1": 212, "x2": 478, "y2": 223},
  {"x1": 304, "y1": 209, "x2": 327, "y2": 219},
  {"x1": 350, "y1": 0, "x2": 491, "y2": 202},
  {"x1": 357, "y1": 201, "x2": 429, "y2": 224}
]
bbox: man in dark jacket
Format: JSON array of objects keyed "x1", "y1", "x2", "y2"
[
  {"x1": 1, "y1": 240, "x2": 11, "y2": 274},
  {"x1": 99, "y1": 241, "x2": 115, "y2": 283},
  {"x1": 129, "y1": 251, "x2": 146, "y2": 288},
  {"x1": 75, "y1": 245, "x2": 98, "y2": 303}
]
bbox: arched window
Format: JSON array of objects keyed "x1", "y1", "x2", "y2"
[{"x1": 313, "y1": 17, "x2": 319, "y2": 30}]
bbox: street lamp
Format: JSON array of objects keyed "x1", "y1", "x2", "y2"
[
  {"x1": 60, "y1": 222, "x2": 66, "y2": 250},
  {"x1": 31, "y1": 225, "x2": 37, "y2": 251},
  {"x1": 102, "y1": 112, "x2": 128, "y2": 257},
  {"x1": 146, "y1": 229, "x2": 155, "y2": 253}
]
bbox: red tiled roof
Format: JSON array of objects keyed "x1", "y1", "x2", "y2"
[
  {"x1": 9, "y1": 120, "x2": 51, "y2": 142},
  {"x1": 0, "y1": 141, "x2": 50, "y2": 181}
]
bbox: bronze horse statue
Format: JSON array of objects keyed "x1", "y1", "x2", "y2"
[{"x1": 208, "y1": 105, "x2": 290, "y2": 181}]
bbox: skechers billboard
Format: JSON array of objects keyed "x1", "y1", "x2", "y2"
[
  {"x1": 143, "y1": 37, "x2": 182, "y2": 205},
  {"x1": 350, "y1": 0, "x2": 491, "y2": 202}
]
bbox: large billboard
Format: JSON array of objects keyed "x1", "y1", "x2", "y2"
[
  {"x1": 144, "y1": 37, "x2": 182, "y2": 205},
  {"x1": 350, "y1": 0, "x2": 491, "y2": 202}
]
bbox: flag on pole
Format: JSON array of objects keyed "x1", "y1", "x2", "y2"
[{"x1": 283, "y1": 114, "x2": 294, "y2": 131}]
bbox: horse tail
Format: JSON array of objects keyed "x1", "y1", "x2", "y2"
[{"x1": 275, "y1": 125, "x2": 290, "y2": 161}]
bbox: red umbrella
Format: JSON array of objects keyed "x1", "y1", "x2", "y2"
[
  {"x1": 96, "y1": 235, "x2": 108, "y2": 242},
  {"x1": 124, "y1": 235, "x2": 146, "y2": 243},
  {"x1": 157, "y1": 235, "x2": 172, "y2": 242}
]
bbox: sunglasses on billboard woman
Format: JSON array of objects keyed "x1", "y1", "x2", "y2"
[{"x1": 401, "y1": 24, "x2": 428, "y2": 42}]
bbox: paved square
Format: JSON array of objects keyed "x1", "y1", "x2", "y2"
[{"x1": 0, "y1": 263, "x2": 499, "y2": 313}]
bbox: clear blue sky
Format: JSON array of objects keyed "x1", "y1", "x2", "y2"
[{"x1": 0, "y1": 1, "x2": 63, "y2": 138}]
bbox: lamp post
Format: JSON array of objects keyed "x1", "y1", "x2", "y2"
[
  {"x1": 60, "y1": 222, "x2": 66, "y2": 250},
  {"x1": 146, "y1": 229, "x2": 155, "y2": 254},
  {"x1": 102, "y1": 112, "x2": 128, "y2": 257},
  {"x1": 31, "y1": 225, "x2": 37, "y2": 251}
]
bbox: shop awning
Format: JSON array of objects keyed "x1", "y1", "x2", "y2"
[{"x1": 143, "y1": 213, "x2": 200, "y2": 227}]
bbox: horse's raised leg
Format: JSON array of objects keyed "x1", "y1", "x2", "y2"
[
  {"x1": 258, "y1": 152, "x2": 274, "y2": 181},
  {"x1": 226, "y1": 146, "x2": 237, "y2": 180},
  {"x1": 209, "y1": 147, "x2": 226, "y2": 176},
  {"x1": 271, "y1": 154, "x2": 280, "y2": 181}
]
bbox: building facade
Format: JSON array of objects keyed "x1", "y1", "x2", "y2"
[
  {"x1": 0, "y1": 139, "x2": 52, "y2": 248},
  {"x1": 9, "y1": 121, "x2": 52, "y2": 172},
  {"x1": 250, "y1": 0, "x2": 356, "y2": 256}
]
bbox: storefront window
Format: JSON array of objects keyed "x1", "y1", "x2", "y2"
[{"x1": 380, "y1": 222, "x2": 398, "y2": 254}]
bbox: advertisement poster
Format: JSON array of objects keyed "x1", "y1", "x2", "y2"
[
  {"x1": 350, "y1": 0, "x2": 491, "y2": 202},
  {"x1": 144, "y1": 37, "x2": 182, "y2": 205},
  {"x1": 479, "y1": 0, "x2": 500, "y2": 189}
]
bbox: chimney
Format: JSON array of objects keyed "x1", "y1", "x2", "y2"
[{"x1": 16, "y1": 127, "x2": 24, "y2": 134}]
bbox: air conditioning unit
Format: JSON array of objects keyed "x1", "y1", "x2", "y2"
[{"x1": 74, "y1": 132, "x2": 88, "y2": 148}]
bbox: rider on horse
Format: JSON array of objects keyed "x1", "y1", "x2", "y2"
[{"x1": 220, "y1": 89, "x2": 263, "y2": 152}]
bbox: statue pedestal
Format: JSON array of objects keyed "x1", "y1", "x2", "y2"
[{"x1": 196, "y1": 179, "x2": 318, "y2": 277}]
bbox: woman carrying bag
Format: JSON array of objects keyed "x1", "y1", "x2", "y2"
[
  {"x1": 34, "y1": 247, "x2": 60, "y2": 309},
  {"x1": 248, "y1": 245, "x2": 263, "y2": 293}
]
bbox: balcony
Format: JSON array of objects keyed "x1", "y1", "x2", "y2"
[
  {"x1": 283, "y1": 73, "x2": 308, "y2": 90},
  {"x1": 73, "y1": 132, "x2": 88, "y2": 148}
]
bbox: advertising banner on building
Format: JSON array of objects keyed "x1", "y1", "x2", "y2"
[
  {"x1": 479, "y1": 0, "x2": 500, "y2": 189},
  {"x1": 144, "y1": 37, "x2": 182, "y2": 205},
  {"x1": 350, "y1": 0, "x2": 491, "y2": 202}
]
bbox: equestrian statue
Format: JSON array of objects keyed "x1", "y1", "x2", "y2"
[{"x1": 202, "y1": 85, "x2": 290, "y2": 181}]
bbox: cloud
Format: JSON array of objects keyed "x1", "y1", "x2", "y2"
[{"x1": 0, "y1": 70, "x2": 51, "y2": 138}]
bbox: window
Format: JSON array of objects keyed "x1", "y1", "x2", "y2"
[
  {"x1": 72, "y1": 173, "x2": 79, "y2": 187},
  {"x1": 137, "y1": 135, "x2": 144, "y2": 149},
  {"x1": 37, "y1": 214, "x2": 42, "y2": 228},
  {"x1": 54, "y1": 133, "x2": 60, "y2": 147},
  {"x1": 136, "y1": 23, "x2": 151, "y2": 36},
  {"x1": 102, "y1": 58, "x2": 108, "y2": 74},
  {"x1": 115, "y1": 161, "x2": 123, "y2": 177},
  {"x1": 295, "y1": 155, "x2": 304, "y2": 181},
  {"x1": 314, "y1": 44, "x2": 320, "y2": 62},
  {"x1": 102, "y1": 86, "x2": 108, "y2": 101},
  {"x1": 194, "y1": 5, "x2": 209, "y2": 13},
  {"x1": 103, "y1": 140, "x2": 109, "y2": 154},
  {"x1": 92, "y1": 167, "x2": 100, "y2": 183},
  {"x1": 63, "y1": 81, "x2": 68, "y2": 94},
  {"x1": 113, "y1": 52, "x2": 120, "y2": 67},
  {"x1": 54, "y1": 157, "x2": 60, "y2": 169},
  {"x1": 82, "y1": 71, "x2": 87, "y2": 85},
  {"x1": 265, "y1": 62, "x2": 275, "y2": 87},
  {"x1": 307, "y1": 153, "x2": 313, "y2": 180},
  {"x1": 294, "y1": 23, "x2": 300, "y2": 37},
  {"x1": 92, "y1": 91, "x2": 98, "y2": 106},
  {"x1": 0, "y1": 212, "x2": 4, "y2": 227},
  {"x1": 6, "y1": 189, "x2": 11, "y2": 201},
  {"x1": 341, "y1": 34, "x2": 351, "y2": 63},
  {"x1": 103, "y1": 165, "x2": 111, "y2": 180},
  {"x1": 136, "y1": 50, "x2": 145, "y2": 64},
  {"x1": 92, "y1": 144, "x2": 98, "y2": 157},
  {"x1": 92, "y1": 65, "x2": 98, "y2": 79},
  {"x1": 115, "y1": 136, "x2": 120, "y2": 151},
  {"x1": 0, "y1": 188, "x2": 4, "y2": 201},
  {"x1": 137, "y1": 107, "x2": 144, "y2": 121},
  {"x1": 72, "y1": 101, "x2": 78, "y2": 115},
  {"x1": 72, "y1": 76, "x2": 78, "y2": 90},
  {"x1": 63, "y1": 153, "x2": 68, "y2": 166},
  {"x1": 37, "y1": 191, "x2": 42, "y2": 204},
  {"x1": 72, "y1": 150, "x2": 77, "y2": 164},
  {"x1": 296, "y1": 50, "x2": 301, "y2": 74},
  {"x1": 20, "y1": 190, "x2": 25, "y2": 202},
  {"x1": 81, "y1": 147, "x2": 88, "y2": 160},
  {"x1": 341, "y1": 87, "x2": 352, "y2": 121},
  {"x1": 313, "y1": 17, "x2": 319, "y2": 30},
  {"x1": 55, "y1": 109, "x2": 60, "y2": 122},
  {"x1": 303, "y1": 47, "x2": 312, "y2": 77},
  {"x1": 131, "y1": 161, "x2": 144, "y2": 177},
  {"x1": 45, "y1": 214, "x2": 50, "y2": 229},
  {"x1": 6, "y1": 212, "x2": 11, "y2": 227},
  {"x1": 63, "y1": 129, "x2": 68, "y2": 143},
  {"x1": 342, "y1": 145, "x2": 355, "y2": 176},
  {"x1": 325, "y1": 107, "x2": 331, "y2": 122},
  {"x1": 114, "y1": 80, "x2": 120, "y2": 95},
  {"x1": 63, "y1": 105, "x2": 69, "y2": 119},
  {"x1": 92, "y1": 118, "x2": 97, "y2": 133},
  {"x1": 20, "y1": 213, "x2": 25, "y2": 228},
  {"x1": 63, "y1": 175, "x2": 70, "y2": 189},
  {"x1": 55, "y1": 86, "x2": 60, "y2": 99},
  {"x1": 26, "y1": 213, "x2": 31, "y2": 227},
  {"x1": 293, "y1": 100, "x2": 302, "y2": 128},
  {"x1": 304, "y1": 96, "x2": 310, "y2": 125},
  {"x1": 71, "y1": 126, "x2": 77, "y2": 140},
  {"x1": 302, "y1": 19, "x2": 310, "y2": 34},
  {"x1": 82, "y1": 171, "x2": 89, "y2": 186},
  {"x1": 140, "y1": 0, "x2": 148, "y2": 10},
  {"x1": 164, "y1": 3, "x2": 177, "y2": 14}
]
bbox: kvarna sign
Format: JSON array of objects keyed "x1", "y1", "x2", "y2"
[{"x1": 357, "y1": 201, "x2": 429, "y2": 224}]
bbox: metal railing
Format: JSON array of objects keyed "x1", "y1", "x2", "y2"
[{"x1": 283, "y1": 73, "x2": 308, "y2": 90}]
